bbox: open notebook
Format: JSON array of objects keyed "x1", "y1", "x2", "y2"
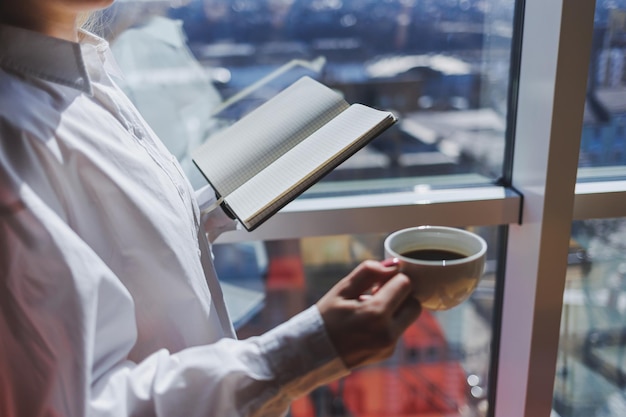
[{"x1": 192, "y1": 76, "x2": 397, "y2": 231}]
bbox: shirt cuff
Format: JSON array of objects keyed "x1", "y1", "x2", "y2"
[
  {"x1": 256, "y1": 305, "x2": 350, "y2": 399},
  {"x1": 195, "y1": 184, "x2": 238, "y2": 242}
]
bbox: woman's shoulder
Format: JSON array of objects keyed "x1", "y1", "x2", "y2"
[{"x1": 0, "y1": 69, "x2": 81, "y2": 141}]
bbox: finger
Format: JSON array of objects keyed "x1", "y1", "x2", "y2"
[
  {"x1": 339, "y1": 260, "x2": 399, "y2": 298},
  {"x1": 371, "y1": 272, "x2": 414, "y2": 313}
]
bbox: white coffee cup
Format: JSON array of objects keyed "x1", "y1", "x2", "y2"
[{"x1": 383, "y1": 225, "x2": 487, "y2": 311}]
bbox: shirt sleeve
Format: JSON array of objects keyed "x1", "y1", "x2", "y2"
[
  {"x1": 0, "y1": 187, "x2": 348, "y2": 417},
  {"x1": 91, "y1": 307, "x2": 350, "y2": 417},
  {"x1": 196, "y1": 183, "x2": 240, "y2": 242}
]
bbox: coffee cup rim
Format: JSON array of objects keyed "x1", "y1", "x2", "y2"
[{"x1": 384, "y1": 225, "x2": 487, "y2": 266}]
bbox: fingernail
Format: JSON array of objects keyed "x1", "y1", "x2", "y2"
[{"x1": 381, "y1": 257, "x2": 399, "y2": 267}]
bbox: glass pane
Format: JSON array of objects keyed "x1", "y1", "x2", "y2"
[
  {"x1": 216, "y1": 225, "x2": 501, "y2": 417},
  {"x1": 97, "y1": 0, "x2": 517, "y2": 195},
  {"x1": 580, "y1": 4, "x2": 626, "y2": 178},
  {"x1": 553, "y1": 218, "x2": 626, "y2": 417}
]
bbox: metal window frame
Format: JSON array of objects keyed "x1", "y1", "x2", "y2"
[
  {"x1": 216, "y1": 186, "x2": 522, "y2": 243},
  {"x1": 496, "y1": 1, "x2": 599, "y2": 417}
]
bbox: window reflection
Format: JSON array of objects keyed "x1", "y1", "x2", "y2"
[
  {"x1": 554, "y1": 219, "x2": 626, "y2": 417},
  {"x1": 583, "y1": 5, "x2": 626, "y2": 170}
]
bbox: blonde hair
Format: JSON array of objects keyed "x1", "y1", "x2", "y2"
[
  {"x1": 77, "y1": 12, "x2": 93, "y2": 28},
  {"x1": 78, "y1": 11, "x2": 111, "y2": 36}
]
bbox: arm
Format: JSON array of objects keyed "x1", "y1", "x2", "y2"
[
  {"x1": 0, "y1": 189, "x2": 345, "y2": 417},
  {"x1": 89, "y1": 260, "x2": 421, "y2": 417},
  {"x1": 91, "y1": 307, "x2": 348, "y2": 417}
]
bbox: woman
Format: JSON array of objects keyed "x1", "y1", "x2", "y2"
[{"x1": 0, "y1": 1, "x2": 422, "y2": 416}]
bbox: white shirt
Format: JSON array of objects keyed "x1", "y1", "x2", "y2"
[
  {"x1": 0, "y1": 24, "x2": 347, "y2": 417},
  {"x1": 110, "y1": 16, "x2": 225, "y2": 189}
]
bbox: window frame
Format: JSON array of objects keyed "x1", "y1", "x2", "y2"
[
  {"x1": 495, "y1": 1, "x2": 597, "y2": 416},
  {"x1": 216, "y1": 185, "x2": 522, "y2": 242}
]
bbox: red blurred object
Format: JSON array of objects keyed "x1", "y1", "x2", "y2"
[
  {"x1": 291, "y1": 311, "x2": 467, "y2": 417},
  {"x1": 266, "y1": 255, "x2": 307, "y2": 289}
]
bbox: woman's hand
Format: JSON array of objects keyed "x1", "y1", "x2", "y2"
[{"x1": 316, "y1": 260, "x2": 422, "y2": 369}]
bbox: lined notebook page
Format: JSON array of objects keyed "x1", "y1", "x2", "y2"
[
  {"x1": 192, "y1": 76, "x2": 349, "y2": 197},
  {"x1": 225, "y1": 104, "x2": 395, "y2": 228}
]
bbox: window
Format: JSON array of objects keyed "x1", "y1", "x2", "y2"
[
  {"x1": 554, "y1": 218, "x2": 626, "y2": 417},
  {"x1": 96, "y1": 1, "x2": 626, "y2": 416},
  {"x1": 551, "y1": 4, "x2": 626, "y2": 417}
]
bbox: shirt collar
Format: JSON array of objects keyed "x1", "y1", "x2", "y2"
[{"x1": 0, "y1": 24, "x2": 115, "y2": 95}]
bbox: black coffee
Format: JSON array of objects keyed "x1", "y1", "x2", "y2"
[{"x1": 401, "y1": 248, "x2": 466, "y2": 261}]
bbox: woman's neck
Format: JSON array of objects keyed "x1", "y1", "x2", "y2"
[{"x1": 0, "y1": 3, "x2": 79, "y2": 42}]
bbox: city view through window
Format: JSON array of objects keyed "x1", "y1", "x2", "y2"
[
  {"x1": 169, "y1": 0, "x2": 516, "y2": 186},
  {"x1": 97, "y1": 1, "x2": 626, "y2": 416}
]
